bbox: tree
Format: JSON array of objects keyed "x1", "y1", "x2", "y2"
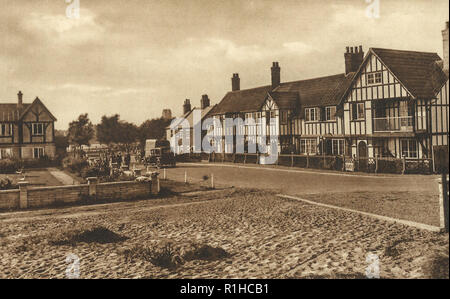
[
  {"x1": 68, "y1": 114, "x2": 94, "y2": 149},
  {"x1": 138, "y1": 117, "x2": 172, "y2": 146},
  {"x1": 96, "y1": 114, "x2": 121, "y2": 145}
]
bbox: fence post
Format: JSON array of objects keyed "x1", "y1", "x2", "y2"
[
  {"x1": 184, "y1": 171, "x2": 187, "y2": 184},
  {"x1": 291, "y1": 151, "x2": 294, "y2": 167},
  {"x1": 375, "y1": 155, "x2": 378, "y2": 174},
  {"x1": 163, "y1": 168, "x2": 166, "y2": 180},
  {"x1": 244, "y1": 153, "x2": 247, "y2": 164},
  {"x1": 18, "y1": 181, "x2": 29, "y2": 209},
  {"x1": 402, "y1": 156, "x2": 406, "y2": 175},
  {"x1": 87, "y1": 177, "x2": 98, "y2": 198},
  {"x1": 306, "y1": 152, "x2": 309, "y2": 168},
  {"x1": 438, "y1": 174, "x2": 449, "y2": 233},
  {"x1": 211, "y1": 173, "x2": 215, "y2": 189},
  {"x1": 151, "y1": 172, "x2": 160, "y2": 195}
]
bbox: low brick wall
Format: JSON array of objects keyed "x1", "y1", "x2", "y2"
[
  {"x1": 0, "y1": 180, "x2": 155, "y2": 211},
  {"x1": 0, "y1": 189, "x2": 20, "y2": 210}
]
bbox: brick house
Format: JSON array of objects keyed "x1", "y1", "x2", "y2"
[{"x1": 0, "y1": 91, "x2": 57, "y2": 160}]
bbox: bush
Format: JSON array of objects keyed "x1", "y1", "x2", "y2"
[
  {"x1": 0, "y1": 177, "x2": 17, "y2": 190},
  {"x1": 62, "y1": 156, "x2": 89, "y2": 174},
  {"x1": 0, "y1": 159, "x2": 21, "y2": 174}
]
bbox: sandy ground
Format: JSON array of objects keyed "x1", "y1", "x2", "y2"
[{"x1": 0, "y1": 188, "x2": 448, "y2": 279}]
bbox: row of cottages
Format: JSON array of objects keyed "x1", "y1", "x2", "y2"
[
  {"x1": 208, "y1": 22, "x2": 449, "y2": 161},
  {"x1": 0, "y1": 91, "x2": 57, "y2": 159},
  {"x1": 166, "y1": 95, "x2": 216, "y2": 154}
]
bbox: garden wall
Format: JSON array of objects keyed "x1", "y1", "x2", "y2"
[{"x1": 0, "y1": 180, "x2": 155, "y2": 211}]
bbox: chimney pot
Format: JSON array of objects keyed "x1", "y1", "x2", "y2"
[
  {"x1": 231, "y1": 73, "x2": 240, "y2": 91},
  {"x1": 17, "y1": 91, "x2": 23, "y2": 106},
  {"x1": 183, "y1": 99, "x2": 191, "y2": 115},
  {"x1": 345, "y1": 46, "x2": 364, "y2": 75},
  {"x1": 271, "y1": 62, "x2": 281, "y2": 89}
]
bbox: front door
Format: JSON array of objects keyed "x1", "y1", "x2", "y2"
[{"x1": 358, "y1": 141, "x2": 368, "y2": 172}]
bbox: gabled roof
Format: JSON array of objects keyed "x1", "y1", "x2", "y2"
[
  {"x1": 267, "y1": 91, "x2": 299, "y2": 109},
  {"x1": 274, "y1": 73, "x2": 355, "y2": 108},
  {"x1": 19, "y1": 97, "x2": 57, "y2": 121},
  {"x1": 0, "y1": 97, "x2": 57, "y2": 122},
  {"x1": 211, "y1": 85, "x2": 273, "y2": 115},
  {"x1": 167, "y1": 104, "x2": 216, "y2": 129},
  {"x1": 0, "y1": 103, "x2": 31, "y2": 121},
  {"x1": 368, "y1": 48, "x2": 445, "y2": 99}
]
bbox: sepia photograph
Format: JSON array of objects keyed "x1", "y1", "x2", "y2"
[{"x1": 0, "y1": 0, "x2": 449, "y2": 288}]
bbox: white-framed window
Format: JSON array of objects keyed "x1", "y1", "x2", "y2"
[
  {"x1": 32, "y1": 123, "x2": 44, "y2": 135},
  {"x1": 351, "y1": 103, "x2": 365, "y2": 120},
  {"x1": 0, "y1": 148, "x2": 12, "y2": 159},
  {"x1": 0, "y1": 124, "x2": 12, "y2": 136},
  {"x1": 300, "y1": 139, "x2": 317, "y2": 154},
  {"x1": 325, "y1": 106, "x2": 337, "y2": 121},
  {"x1": 305, "y1": 108, "x2": 318, "y2": 122},
  {"x1": 401, "y1": 139, "x2": 418, "y2": 158},
  {"x1": 33, "y1": 147, "x2": 45, "y2": 159},
  {"x1": 332, "y1": 139, "x2": 345, "y2": 155},
  {"x1": 367, "y1": 72, "x2": 382, "y2": 85}
]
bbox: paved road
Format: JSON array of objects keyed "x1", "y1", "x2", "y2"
[{"x1": 162, "y1": 162, "x2": 440, "y2": 195}]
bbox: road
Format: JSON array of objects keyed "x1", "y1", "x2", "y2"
[{"x1": 161, "y1": 162, "x2": 440, "y2": 195}]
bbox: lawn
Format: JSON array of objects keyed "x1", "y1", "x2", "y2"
[
  {"x1": 0, "y1": 185, "x2": 447, "y2": 279},
  {"x1": 0, "y1": 169, "x2": 63, "y2": 187}
]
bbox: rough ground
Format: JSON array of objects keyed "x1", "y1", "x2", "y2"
[{"x1": 0, "y1": 188, "x2": 448, "y2": 279}]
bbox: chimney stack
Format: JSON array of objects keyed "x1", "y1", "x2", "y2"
[
  {"x1": 442, "y1": 21, "x2": 449, "y2": 72},
  {"x1": 162, "y1": 109, "x2": 172, "y2": 120},
  {"x1": 271, "y1": 62, "x2": 280, "y2": 89},
  {"x1": 345, "y1": 46, "x2": 364, "y2": 75},
  {"x1": 17, "y1": 91, "x2": 23, "y2": 107},
  {"x1": 231, "y1": 73, "x2": 240, "y2": 91},
  {"x1": 200, "y1": 94, "x2": 210, "y2": 109},
  {"x1": 183, "y1": 99, "x2": 191, "y2": 115}
]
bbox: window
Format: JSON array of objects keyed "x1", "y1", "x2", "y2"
[
  {"x1": 351, "y1": 103, "x2": 365, "y2": 120},
  {"x1": 33, "y1": 147, "x2": 44, "y2": 159},
  {"x1": 0, "y1": 124, "x2": 12, "y2": 136},
  {"x1": 32, "y1": 123, "x2": 44, "y2": 135},
  {"x1": 0, "y1": 148, "x2": 12, "y2": 159},
  {"x1": 281, "y1": 111, "x2": 288, "y2": 124},
  {"x1": 325, "y1": 107, "x2": 336, "y2": 121},
  {"x1": 332, "y1": 139, "x2": 345, "y2": 155},
  {"x1": 300, "y1": 139, "x2": 317, "y2": 154},
  {"x1": 305, "y1": 108, "x2": 318, "y2": 122},
  {"x1": 367, "y1": 72, "x2": 382, "y2": 85},
  {"x1": 401, "y1": 139, "x2": 417, "y2": 158}
]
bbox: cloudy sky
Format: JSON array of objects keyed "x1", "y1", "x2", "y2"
[{"x1": 1, "y1": 0, "x2": 448, "y2": 129}]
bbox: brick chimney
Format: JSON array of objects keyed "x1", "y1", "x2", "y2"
[
  {"x1": 200, "y1": 94, "x2": 210, "y2": 109},
  {"x1": 17, "y1": 91, "x2": 23, "y2": 108},
  {"x1": 271, "y1": 62, "x2": 280, "y2": 89},
  {"x1": 345, "y1": 46, "x2": 364, "y2": 75},
  {"x1": 442, "y1": 21, "x2": 449, "y2": 72},
  {"x1": 183, "y1": 99, "x2": 191, "y2": 115},
  {"x1": 231, "y1": 73, "x2": 240, "y2": 91}
]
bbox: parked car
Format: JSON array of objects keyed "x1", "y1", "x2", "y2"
[{"x1": 144, "y1": 144, "x2": 176, "y2": 168}]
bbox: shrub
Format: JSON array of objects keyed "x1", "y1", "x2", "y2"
[
  {"x1": 0, "y1": 159, "x2": 21, "y2": 174},
  {"x1": 0, "y1": 177, "x2": 17, "y2": 190},
  {"x1": 123, "y1": 243, "x2": 182, "y2": 270},
  {"x1": 183, "y1": 244, "x2": 230, "y2": 261},
  {"x1": 50, "y1": 226, "x2": 127, "y2": 246},
  {"x1": 62, "y1": 156, "x2": 89, "y2": 174}
]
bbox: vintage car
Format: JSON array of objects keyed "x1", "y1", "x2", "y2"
[{"x1": 144, "y1": 145, "x2": 176, "y2": 168}]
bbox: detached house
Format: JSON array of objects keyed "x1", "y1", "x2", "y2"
[{"x1": 0, "y1": 91, "x2": 57, "y2": 159}]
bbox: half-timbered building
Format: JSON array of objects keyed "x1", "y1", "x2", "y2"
[{"x1": 0, "y1": 91, "x2": 57, "y2": 159}]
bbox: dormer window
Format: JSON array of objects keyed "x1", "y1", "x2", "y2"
[
  {"x1": 305, "y1": 108, "x2": 319, "y2": 122},
  {"x1": 325, "y1": 106, "x2": 336, "y2": 121},
  {"x1": 367, "y1": 72, "x2": 382, "y2": 85},
  {"x1": 32, "y1": 123, "x2": 44, "y2": 135}
]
